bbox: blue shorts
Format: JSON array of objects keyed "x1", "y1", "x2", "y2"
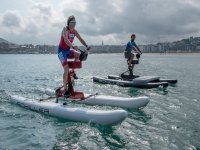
[{"x1": 58, "y1": 46, "x2": 75, "y2": 66}]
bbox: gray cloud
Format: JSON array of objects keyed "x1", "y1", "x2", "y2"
[
  {"x1": 70, "y1": 0, "x2": 200, "y2": 43},
  {"x1": 22, "y1": 21, "x2": 39, "y2": 34},
  {"x1": 2, "y1": 11, "x2": 21, "y2": 27},
  {"x1": 31, "y1": 3, "x2": 53, "y2": 22}
]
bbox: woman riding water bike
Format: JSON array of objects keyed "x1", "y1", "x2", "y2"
[{"x1": 58, "y1": 15, "x2": 90, "y2": 98}]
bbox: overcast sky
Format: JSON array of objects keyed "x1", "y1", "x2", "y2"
[{"x1": 0, "y1": 0, "x2": 200, "y2": 45}]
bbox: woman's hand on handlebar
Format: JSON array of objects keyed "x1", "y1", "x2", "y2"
[{"x1": 86, "y1": 45, "x2": 91, "y2": 51}]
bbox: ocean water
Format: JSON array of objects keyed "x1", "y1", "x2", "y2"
[{"x1": 0, "y1": 53, "x2": 200, "y2": 150}]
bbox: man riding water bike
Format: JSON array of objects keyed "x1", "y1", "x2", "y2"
[
  {"x1": 125, "y1": 34, "x2": 142, "y2": 71},
  {"x1": 58, "y1": 15, "x2": 90, "y2": 98}
]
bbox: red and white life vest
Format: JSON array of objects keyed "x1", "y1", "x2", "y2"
[{"x1": 59, "y1": 29, "x2": 76, "y2": 50}]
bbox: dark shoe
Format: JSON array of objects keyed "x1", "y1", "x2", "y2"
[
  {"x1": 63, "y1": 102, "x2": 67, "y2": 105},
  {"x1": 64, "y1": 90, "x2": 71, "y2": 98},
  {"x1": 55, "y1": 86, "x2": 63, "y2": 97},
  {"x1": 73, "y1": 73, "x2": 78, "y2": 79}
]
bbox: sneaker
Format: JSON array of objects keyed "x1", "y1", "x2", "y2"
[
  {"x1": 73, "y1": 73, "x2": 78, "y2": 79},
  {"x1": 63, "y1": 102, "x2": 67, "y2": 105},
  {"x1": 64, "y1": 90, "x2": 71, "y2": 98}
]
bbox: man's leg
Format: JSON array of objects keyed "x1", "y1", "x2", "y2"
[{"x1": 129, "y1": 54, "x2": 135, "y2": 76}]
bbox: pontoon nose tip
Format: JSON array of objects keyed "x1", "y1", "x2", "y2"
[
  {"x1": 122, "y1": 110, "x2": 128, "y2": 117},
  {"x1": 125, "y1": 111, "x2": 128, "y2": 117},
  {"x1": 142, "y1": 96, "x2": 150, "y2": 104},
  {"x1": 146, "y1": 96, "x2": 150, "y2": 103},
  {"x1": 162, "y1": 82, "x2": 169, "y2": 88},
  {"x1": 117, "y1": 109, "x2": 128, "y2": 117}
]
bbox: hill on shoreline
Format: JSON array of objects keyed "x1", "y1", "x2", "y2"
[
  {"x1": 0, "y1": 38, "x2": 9, "y2": 43},
  {"x1": 0, "y1": 37, "x2": 16, "y2": 45}
]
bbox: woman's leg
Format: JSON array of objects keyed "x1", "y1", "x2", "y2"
[
  {"x1": 63, "y1": 64, "x2": 72, "y2": 97},
  {"x1": 63, "y1": 64, "x2": 69, "y2": 90}
]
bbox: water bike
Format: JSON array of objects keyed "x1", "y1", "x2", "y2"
[
  {"x1": 93, "y1": 53, "x2": 177, "y2": 89},
  {"x1": 9, "y1": 95, "x2": 128, "y2": 126}
]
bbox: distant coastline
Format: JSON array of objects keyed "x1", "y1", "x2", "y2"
[
  {"x1": 1, "y1": 36, "x2": 200, "y2": 54},
  {"x1": 1, "y1": 46, "x2": 200, "y2": 54}
]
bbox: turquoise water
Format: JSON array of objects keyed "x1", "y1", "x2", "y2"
[{"x1": 0, "y1": 53, "x2": 200, "y2": 150}]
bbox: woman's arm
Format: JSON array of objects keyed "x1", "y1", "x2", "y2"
[{"x1": 75, "y1": 30, "x2": 88, "y2": 47}]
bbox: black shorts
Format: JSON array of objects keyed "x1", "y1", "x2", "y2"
[{"x1": 124, "y1": 51, "x2": 134, "y2": 59}]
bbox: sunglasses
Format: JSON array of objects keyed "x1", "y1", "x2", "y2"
[{"x1": 69, "y1": 21, "x2": 76, "y2": 26}]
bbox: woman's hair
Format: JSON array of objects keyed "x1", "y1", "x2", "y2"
[{"x1": 67, "y1": 15, "x2": 75, "y2": 25}]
